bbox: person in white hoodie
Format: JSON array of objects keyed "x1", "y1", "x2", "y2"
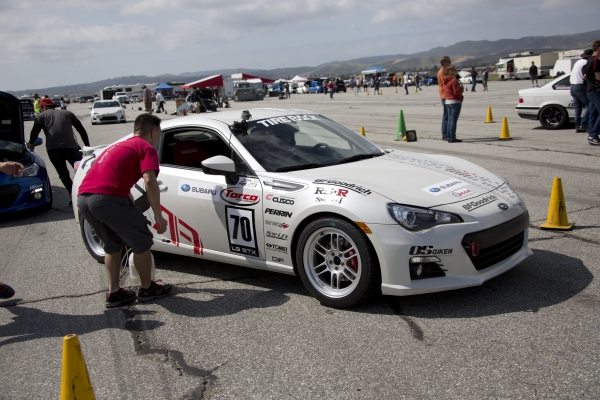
[{"x1": 570, "y1": 49, "x2": 593, "y2": 133}]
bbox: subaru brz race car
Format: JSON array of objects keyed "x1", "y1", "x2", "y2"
[{"x1": 72, "y1": 108, "x2": 531, "y2": 307}]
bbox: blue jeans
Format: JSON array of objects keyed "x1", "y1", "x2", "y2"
[
  {"x1": 441, "y1": 99, "x2": 448, "y2": 138},
  {"x1": 445, "y1": 102, "x2": 462, "y2": 139},
  {"x1": 570, "y1": 84, "x2": 588, "y2": 129},
  {"x1": 471, "y1": 79, "x2": 477, "y2": 92},
  {"x1": 587, "y1": 91, "x2": 600, "y2": 139}
]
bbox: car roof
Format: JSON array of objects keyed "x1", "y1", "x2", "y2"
[{"x1": 160, "y1": 108, "x2": 315, "y2": 129}]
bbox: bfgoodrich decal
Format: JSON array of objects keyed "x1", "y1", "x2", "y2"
[
  {"x1": 462, "y1": 195, "x2": 497, "y2": 211},
  {"x1": 313, "y1": 179, "x2": 372, "y2": 195}
]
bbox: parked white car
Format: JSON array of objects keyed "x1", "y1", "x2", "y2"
[
  {"x1": 90, "y1": 100, "x2": 126, "y2": 125},
  {"x1": 516, "y1": 73, "x2": 576, "y2": 129},
  {"x1": 72, "y1": 108, "x2": 531, "y2": 307}
]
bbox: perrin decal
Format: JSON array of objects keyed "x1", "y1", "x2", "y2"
[
  {"x1": 265, "y1": 208, "x2": 293, "y2": 218},
  {"x1": 220, "y1": 188, "x2": 260, "y2": 206},
  {"x1": 225, "y1": 206, "x2": 259, "y2": 257}
]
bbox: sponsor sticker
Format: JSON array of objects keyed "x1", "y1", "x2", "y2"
[
  {"x1": 266, "y1": 231, "x2": 288, "y2": 240},
  {"x1": 451, "y1": 187, "x2": 473, "y2": 198},
  {"x1": 271, "y1": 256, "x2": 284, "y2": 263},
  {"x1": 265, "y1": 208, "x2": 293, "y2": 218},
  {"x1": 266, "y1": 193, "x2": 295, "y2": 205},
  {"x1": 220, "y1": 188, "x2": 260, "y2": 206},
  {"x1": 313, "y1": 179, "x2": 372, "y2": 196},
  {"x1": 256, "y1": 114, "x2": 319, "y2": 127},
  {"x1": 462, "y1": 195, "x2": 497, "y2": 211},
  {"x1": 409, "y1": 246, "x2": 453, "y2": 255},
  {"x1": 422, "y1": 179, "x2": 468, "y2": 196},
  {"x1": 178, "y1": 180, "x2": 218, "y2": 198},
  {"x1": 236, "y1": 177, "x2": 259, "y2": 188},
  {"x1": 266, "y1": 242, "x2": 288, "y2": 253},
  {"x1": 265, "y1": 220, "x2": 289, "y2": 229}
]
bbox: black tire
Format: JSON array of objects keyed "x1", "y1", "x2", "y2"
[
  {"x1": 539, "y1": 104, "x2": 568, "y2": 130},
  {"x1": 80, "y1": 214, "x2": 105, "y2": 263},
  {"x1": 40, "y1": 176, "x2": 53, "y2": 212},
  {"x1": 295, "y1": 218, "x2": 379, "y2": 308}
]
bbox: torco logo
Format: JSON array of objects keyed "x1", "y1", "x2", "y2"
[
  {"x1": 266, "y1": 194, "x2": 295, "y2": 205},
  {"x1": 220, "y1": 188, "x2": 259, "y2": 205}
]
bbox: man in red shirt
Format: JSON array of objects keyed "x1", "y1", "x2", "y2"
[
  {"x1": 437, "y1": 56, "x2": 451, "y2": 140},
  {"x1": 77, "y1": 114, "x2": 170, "y2": 308}
]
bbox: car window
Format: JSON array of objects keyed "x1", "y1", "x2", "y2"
[
  {"x1": 553, "y1": 76, "x2": 571, "y2": 90},
  {"x1": 160, "y1": 128, "x2": 252, "y2": 175},
  {"x1": 236, "y1": 114, "x2": 383, "y2": 172}
]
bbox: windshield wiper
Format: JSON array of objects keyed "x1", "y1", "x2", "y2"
[
  {"x1": 333, "y1": 153, "x2": 381, "y2": 165},
  {"x1": 273, "y1": 163, "x2": 323, "y2": 172}
]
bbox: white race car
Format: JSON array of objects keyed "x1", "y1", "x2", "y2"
[
  {"x1": 516, "y1": 73, "x2": 577, "y2": 129},
  {"x1": 90, "y1": 100, "x2": 126, "y2": 125},
  {"x1": 72, "y1": 108, "x2": 531, "y2": 307}
]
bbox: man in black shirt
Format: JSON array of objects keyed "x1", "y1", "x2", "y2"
[{"x1": 28, "y1": 103, "x2": 90, "y2": 197}]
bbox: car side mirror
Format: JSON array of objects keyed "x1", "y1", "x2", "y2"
[{"x1": 201, "y1": 155, "x2": 237, "y2": 183}]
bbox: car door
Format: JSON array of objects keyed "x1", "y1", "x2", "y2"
[{"x1": 144, "y1": 127, "x2": 265, "y2": 262}]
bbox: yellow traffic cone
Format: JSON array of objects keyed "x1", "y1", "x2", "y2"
[
  {"x1": 60, "y1": 334, "x2": 96, "y2": 400},
  {"x1": 485, "y1": 106, "x2": 495, "y2": 123},
  {"x1": 499, "y1": 117, "x2": 511, "y2": 140},
  {"x1": 359, "y1": 126, "x2": 366, "y2": 136},
  {"x1": 540, "y1": 177, "x2": 573, "y2": 230}
]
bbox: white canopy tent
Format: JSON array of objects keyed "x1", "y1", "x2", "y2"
[{"x1": 290, "y1": 75, "x2": 308, "y2": 82}]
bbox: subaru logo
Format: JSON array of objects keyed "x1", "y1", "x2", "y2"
[
  {"x1": 497, "y1": 203, "x2": 509, "y2": 210},
  {"x1": 429, "y1": 187, "x2": 441, "y2": 193},
  {"x1": 181, "y1": 184, "x2": 191, "y2": 192}
]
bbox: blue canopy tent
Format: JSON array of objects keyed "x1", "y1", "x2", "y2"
[{"x1": 155, "y1": 82, "x2": 175, "y2": 99}]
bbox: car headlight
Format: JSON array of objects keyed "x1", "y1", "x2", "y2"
[
  {"x1": 20, "y1": 163, "x2": 39, "y2": 177},
  {"x1": 387, "y1": 204, "x2": 462, "y2": 231}
]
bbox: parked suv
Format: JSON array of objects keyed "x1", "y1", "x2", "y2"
[
  {"x1": 19, "y1": 98, "x2": 35, "y2": 121},
  {"x1": 112, "y1": 92, "x2": 129, "y2": 104}
]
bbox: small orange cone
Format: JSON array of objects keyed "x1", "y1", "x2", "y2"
[
  {"x1": 499, "y1": 117, "x2": 511, "y2": 140},
  {"x1": 60, "y1": 334, "x2": 96, "y2": 400},
  {"x1": 540, "y1": 177, "x2": 573, "y2": 230},
  {"x1": 485, "y1": 106, "x2": 495, "y2": 123},
  {"x1": 359, "y1": 126, "x2": 366, "y2": 136}
]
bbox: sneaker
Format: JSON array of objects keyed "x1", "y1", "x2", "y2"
[
  {"x1": 448, "y1": 138, "x2": 462, "y2": 143},
  {"x1": 442, "y1": 136, "x2": 448, "y2": 141},
  {"x1": 105, "y1": 288, "x2": 136, "y2": 308},
  {"x1": 137, "y1": 280, "x2": 172, "y2": 302},
  {"x1": 588, "y1": 137, "x2": 600, "y2": 145},
  {"x1": 576, "y1": 127, "x2": 587, "y2": 133},
  {"x1": 0, "y1": 283, "x2": 15, "y2": 299}
]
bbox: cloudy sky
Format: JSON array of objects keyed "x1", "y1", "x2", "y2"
[{"x1": 1, "y1": 0, "x2": 598, "y2": 91}]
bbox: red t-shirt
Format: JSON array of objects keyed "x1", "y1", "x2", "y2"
[{"x1": 78, "y1": 136, "x2": 159, "y2": 198}]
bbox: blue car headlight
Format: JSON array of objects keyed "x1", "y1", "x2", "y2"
[
  {"x1": 387, "y1": 204, "x2": 462, "y2": 231},
  {"x1": 20, "y1": 163, "x2": 39, "y2": 177}
]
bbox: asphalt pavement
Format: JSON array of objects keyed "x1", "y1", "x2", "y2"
[{"x1": 1, "y1": 79, "x2": 599, "y2": 399}]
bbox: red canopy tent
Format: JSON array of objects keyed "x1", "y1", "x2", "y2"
[
  {"x1": 231, "y1": 73, "x2": 275, "y2": 84},
  {"x1": 181, "y1": 74, "x2": 224, "y2": 89}
]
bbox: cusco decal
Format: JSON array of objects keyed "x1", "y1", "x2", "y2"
[
  {"x1": 256, "y1": 114, "x2": 319, "y2": 127},
  {"x1": 422, "y1": 179, "x2": 467, "y2": 196},
  {"x1": 160, "y1": 205, "x2": 203, "y2": 255},
  {"x1": 220, "y1": 188, "x2": 260, "y2": 206},
  {"x1": 226, "y1": 206, "x2": 259, "y2": 257}
]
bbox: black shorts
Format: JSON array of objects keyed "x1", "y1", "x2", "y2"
[{"x1": 77, "y1": 194, "x2": 153, "y2": 254}]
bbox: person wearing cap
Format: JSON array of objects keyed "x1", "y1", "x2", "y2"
[
  {"x1": 571, "y1": 49, "x2": 593, "y2": 133},
  {"x1": 28, "y1": 102, "x2": 90, "y2": 200}
]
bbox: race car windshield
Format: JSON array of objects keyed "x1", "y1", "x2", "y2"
[
  {"x1": 94, "y1": 101, "x2": 121, "y2": 108},
  {"x1": 238, "y1": 114, "x2": 383, "y2": 172}
]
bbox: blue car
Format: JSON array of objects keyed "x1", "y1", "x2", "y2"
[
  {"x1": 0, "y1": 91, "x2": 52, "y2": 214},
  {"x1": 308, "y1": 81, "x2": 323, "y2": 94}
]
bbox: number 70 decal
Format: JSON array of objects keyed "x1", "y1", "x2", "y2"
[{"x1": 226, "y1": 206, "x2": 259, "y2": 257}]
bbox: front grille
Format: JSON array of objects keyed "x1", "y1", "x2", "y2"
[
  {"x1": 461, "y1": 212, "x2": 528, "y2": 271},
  {"x1": 0, "y1": 184, "x2": 20, "y2": 208},
  {"x1": 100, "y1": 116, "x2": 118, "y2": 121}
]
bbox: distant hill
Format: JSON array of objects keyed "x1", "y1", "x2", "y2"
[{"x1": 9, "y1": 29, "x2": 599, "y2": 97}]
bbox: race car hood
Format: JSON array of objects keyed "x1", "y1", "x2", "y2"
[
  {"x1": 93, "y1": 106, "x2": 122, "y2": 114},
  {"x1": 290, "y1": 149, "x2": 506, "y2": 208}
]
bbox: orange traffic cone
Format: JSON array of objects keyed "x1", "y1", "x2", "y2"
[
  {"x1": 540, "y1": 177, "x2": 573, "y2": 230},
  {"x1": 499, "y1": 117, "x2": 511, "y2": 140},
  {"x1": 485, "y1": 106, "x2": 495, "y2": 123},
  {"x1": 359, "y1": 126, "x2": 366, "y2": 136},
  {"x1": 60, "y1": 334, "x2": 96, "y2": 400}
]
